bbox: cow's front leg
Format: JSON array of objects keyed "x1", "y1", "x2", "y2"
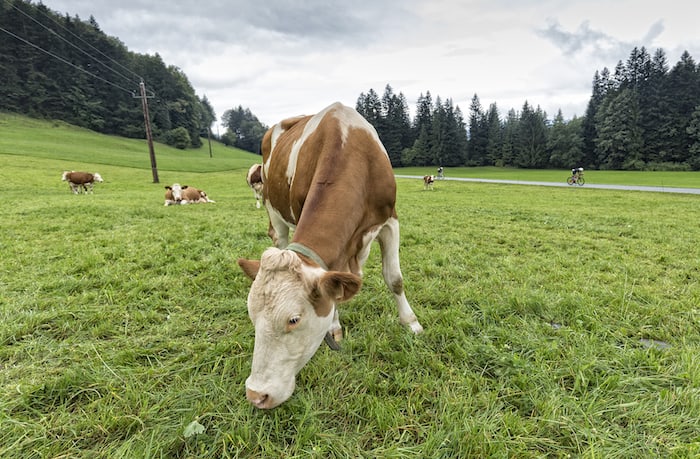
[
  {"x1": 323, "y1": 308, "x2": 342, "y2": 350},
  {"x1": 378, "y1": 218, "x2": 423, "y2": 334},
  {"x1": 266, "y1": 206, "x2": 291, "y2": 248}
]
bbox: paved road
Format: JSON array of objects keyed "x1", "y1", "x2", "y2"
[{"x1": 396, "y1": 175, "x2": 700, "y2": 195}]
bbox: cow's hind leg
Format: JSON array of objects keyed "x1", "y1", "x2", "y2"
[{"x1": 377, "y1": 218, "x2": 423, "y2": 334}]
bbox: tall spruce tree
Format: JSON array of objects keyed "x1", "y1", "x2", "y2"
[
  {"x1": 664, "y1": 51, "x2": 700, "y2": 163},
  {"x1": 594, "y1": 88, "x2": 643, "y2": 169},
  {"x1": 485, "y1": 103, "x2": 502, "y2": 165},
  {"x1": 466, "y1": 94, "x2": 487, "y2": 165},
  {"x1": 514, "y1": 102, "x2": 548, "y2": 168}
]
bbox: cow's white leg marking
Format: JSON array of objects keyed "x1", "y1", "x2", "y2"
[
  {"x1": 329, "y1": 307, "x2": 342, "y2": 342},
  {"x1": 266, "y1": 204, "x2": 293, "y2": 248},
  {"x1": 378, "y1": 218, "x2": 423, "y2": 334}
]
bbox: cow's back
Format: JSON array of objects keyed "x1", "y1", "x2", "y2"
[{"x1": 261, "y1": 103, "x2": 395, "y2": 229}]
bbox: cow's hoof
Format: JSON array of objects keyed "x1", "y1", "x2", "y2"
[
  {"x1": 324, "y1": 332, "x2": 341, "y2": 351},
  {"x1": 408, "y1": 321, "x2": 424, "y2": 334}
]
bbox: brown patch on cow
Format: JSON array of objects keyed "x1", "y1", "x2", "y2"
[{"x1": 308, "y1": 272, "x2": 362, "y2": 317}]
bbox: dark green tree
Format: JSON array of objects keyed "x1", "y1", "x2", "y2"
[
  {"x1": 221, "y1": 106, "x2": 267, "y2": 153},
  {"x1": 514, "y1": 102, "x2": 548, "y2": 168},
  {"x1": 595, "y1": 88, "x2": 643, "y2": 169},
  {"x1": 664, "y1": 51, "x2": 700, "y2": 163},
  {"x1": 466, "y1": 94, "x2": 487, "y2": 165},
  {"x1": 686, "y1": 105, "x2": 700, "y2": 170},
  {"x1": 485, "y1": 103, "x2": 502, "y2": 165},
  {"x1": 548, "y1": 110, "x2": 583, "y2": 168}
]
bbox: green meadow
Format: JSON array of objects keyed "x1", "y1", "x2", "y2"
[{"x1": 0, "y1": 113, "x2": 699, "y2": 458}]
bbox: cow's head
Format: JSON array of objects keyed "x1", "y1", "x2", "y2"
[
  {"x1": 238, "y1": 247, "x2": 362, "y2": 409},
  {"x1": 93, "y1": 173, "x2": 104, "y2": 183},
  {"x1": 164, "y1": 183, "x2": 187, "y2": 203}
]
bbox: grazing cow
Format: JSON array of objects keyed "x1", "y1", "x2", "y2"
[
  {"x1": 237, "y1": 102, "x2": 423, "y2": 409},
  {"x1": 423, "y1": 175, "x2": 435, "y2": 190},
  {"x1": 164, "y1": 183, "x2": 215, "y2": 206},
  {"x1": 62, "y1": 171, "x2": 103, "y2": 194},
  {"x1": 245, "y1": 163, "x2": 264, "y2": 208}
]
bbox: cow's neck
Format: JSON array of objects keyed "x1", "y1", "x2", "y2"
[{"x1": 286, "y1": 242, "x2": 328, "y2": 270}]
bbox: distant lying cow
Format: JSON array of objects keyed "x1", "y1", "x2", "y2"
[
  {"x1": 164, "y1": 183, "x2": 215, "y2": 206},
  {"x1": 423, "y1": 175, "x2": 435, "y2": 190},
  {"x1": 246, "y1": 163, "x2": 263, "y2": 208},
  {"x1": 62, "y1": 171, "x2": 103, "y2": 194}
]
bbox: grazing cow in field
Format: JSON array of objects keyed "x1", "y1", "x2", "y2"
[
  {"x1": 62, "y1": 171, "x2": 103, "y2": 194},
  {"x1": 423, "y1": 175, "x2": 435, "y2": 190},
  {"x1": 237, "y1": 102, "x2": 423, "y2": 409},
  {"x1": 246, "y1": 163, "x2": 264, "y2": 208},
  {"x1": 164, "y1": 183, "x2": 215, "y2": 206}
]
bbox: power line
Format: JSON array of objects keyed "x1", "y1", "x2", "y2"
[
  {"x1": 22, "y1": 1, "x2": 144, "y2": 84},
  {"x1": 3, "y1": 0, "x2": 143, "y2": 87},
  {"x1": 0, "y1": 25, "x2": 136, "y2": 95}
]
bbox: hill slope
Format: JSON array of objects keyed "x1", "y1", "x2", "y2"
[{"x1": 0, "y1": 112, "x2": 260, "y2": 173}]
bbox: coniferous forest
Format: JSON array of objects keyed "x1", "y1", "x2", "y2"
[{"x1": 3, "y1": 0, "x2": 700, "y2": 170}]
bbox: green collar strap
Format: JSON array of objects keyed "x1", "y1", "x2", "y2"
[{"x1": 286, "y1": 242, "x2": 328, "y2": 270}]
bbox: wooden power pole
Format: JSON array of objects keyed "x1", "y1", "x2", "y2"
[{"x1": 137, "y1": 80, "x2": 159, "y2": 183}]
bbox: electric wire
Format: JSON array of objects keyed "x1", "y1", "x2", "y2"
[
  {"x1": 0, "y1": 0, "x2": 153, "y2": 96},
  {"x1": 8, "y1": 0, "x2": 144, "y2": 85},
  {"x1": 0, "y1": 24, "x2": 136, "y2": 95}
]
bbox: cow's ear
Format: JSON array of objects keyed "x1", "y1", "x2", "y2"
[
  {"x1": 165, "y1": 186, "x2": 171, "y2": 190},
  {"x1": 238, "y1": 258, "x2": 260, "y2": 280},
  {"x1": 182, "y1": 185, "x2": 189, "y2": 189},
  {"x1": 318, "y1": 272, "x2": 362, "y2": 303}
]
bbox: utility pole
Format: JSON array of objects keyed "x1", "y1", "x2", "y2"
[
  {"x1": 136, "y1": 80, "x2": 159, "y2": 183},
  {"x1": 206, "y1": 127, "x2": 213, "y2": 158}
]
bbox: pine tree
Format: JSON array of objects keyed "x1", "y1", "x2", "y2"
[
  {"x1": 595, "y1": 88, "x2": 643, "y2": 169},
  {"x1": 664, "y1": 51, "x2": 700, "y2": 163},
  {"x1": 548, "y1": 110, "x2": 583, "y2": 168},
  {"x1": 466, "y1": 94, "x2": 487, "y2": 165},
  {"x1": 514, "y1": 102, "x2": 548, "y2": 168},
  {"x1": 686, "y1": 105, "x2": 700, "y2": 170},
  {"x1": 485, "y1": 103, "x2": 502, "y2": 165}
]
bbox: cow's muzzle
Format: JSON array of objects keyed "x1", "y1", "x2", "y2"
[{"x1": 246, "y1": 388, "x2": 276, "y2": 409}]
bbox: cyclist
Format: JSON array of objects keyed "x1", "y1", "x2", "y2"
[{"x1": 571, "y1": 167, "x2": 584, "y2": 181}]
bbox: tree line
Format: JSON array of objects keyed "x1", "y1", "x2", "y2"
[{"x1": 357, "y1": 47, "x2": 700, "y2": 171}]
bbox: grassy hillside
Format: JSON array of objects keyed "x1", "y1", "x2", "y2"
[
  {"x1": 0, "y1": 112, "x2": 260, "y2": 173},
  {"x1": 1, "y1": 114, "x2": 698, "y2": 457}
]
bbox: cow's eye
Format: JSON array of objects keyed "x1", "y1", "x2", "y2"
[{"x1": 288, "y1": 316, "x2": 301, "y2": 326}]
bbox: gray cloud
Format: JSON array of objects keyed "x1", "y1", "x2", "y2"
[{"x1": 537, "y1": 18, "x2": 668, "y2": 63}]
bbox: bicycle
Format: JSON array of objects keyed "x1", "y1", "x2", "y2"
[{"x1": 566, "y1": 174, "x2": 585, "y2": 186}]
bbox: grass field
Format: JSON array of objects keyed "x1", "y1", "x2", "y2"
[{"x1": 1, "y1": 113, "x2": 699, "y2": 457}]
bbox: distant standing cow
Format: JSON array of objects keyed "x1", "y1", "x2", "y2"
[
  {"x1": 62, "y1": 171, "x2": 103, "y2": 194},
  {"x1": 164, "y1": 183, "x2": 215, "y2": 206},
  {"x1": 423, "y1": 175, "x2": 435, "y2": 190},
  {"x1": 246, "y1": 163, "x2": 263, "y2": 208}
]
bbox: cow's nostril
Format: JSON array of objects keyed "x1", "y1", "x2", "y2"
[{"x1": 246, "y1": 388, "x2": 270, "y2": 408}]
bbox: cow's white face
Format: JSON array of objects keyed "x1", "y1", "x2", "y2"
[
  {"x1": 238, "y1": 247, "x2": 361, "y2": 409},
  {"x1": 167, "y1": 183, "x2": 184, "y2": 202},
  {"x1": 93, "y1": 173, "x2": 103, "y2": 182}
]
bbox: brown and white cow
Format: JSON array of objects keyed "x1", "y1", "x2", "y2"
[
  {"x1": 245, "y1": 163, "x2": 263, "y2": 208},
  {"x1": 62, "y1": 171, "x2": 103, "y2": 194},
  {"x1": 164, "y1": 183, "x2": 215, "y2": 206},
  {"x1": 237, "y1": 102, "x2": 423, "y2": 409},
  {"x1": 423, "y1": 175, "x2": 435, "y2": 190}
]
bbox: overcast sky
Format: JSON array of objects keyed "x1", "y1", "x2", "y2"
[{"x1": 44, "y1": 0, "x2": 700, "y2": 131}]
